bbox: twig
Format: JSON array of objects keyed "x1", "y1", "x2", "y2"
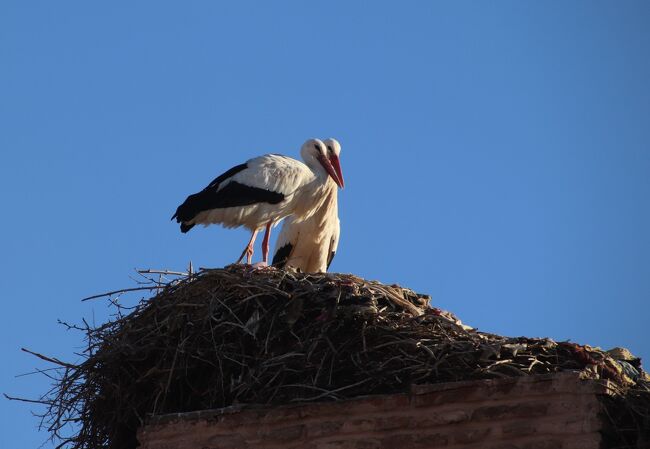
[
  {"x1": 21, "y1": 348, "x2": 77, "y2": 370},
  {"x1": 137, "y1": 269, "x2": 189, "y2": 277},
  {"x1": 4, "y1": 393, "x2": 53, "y2": 405},
  {"x1": 81, "y1": 286, "x2": 159, "y2": 302}
]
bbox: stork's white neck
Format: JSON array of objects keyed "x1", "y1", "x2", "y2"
[
  {"x1": 292, "y1": 171, "x2": 335, "y2": 222},
  {"x1": 301, "y1": 153, "x2": 330, "y2": 181}
]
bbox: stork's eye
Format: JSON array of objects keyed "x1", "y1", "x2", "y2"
[
  {"x1": 327, "y1": 146, "x2": 333, "y2": 154},
  {"x1": 313, "y1": 144, "x2": 319, "y2": 150}
]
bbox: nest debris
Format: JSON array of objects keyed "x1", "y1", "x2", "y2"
[{"x1": 10, "y1": 265, "x2": 650, "y2": 449}]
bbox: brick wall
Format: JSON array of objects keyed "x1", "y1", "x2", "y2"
[{"x1": 138, "y1": 372, "x2": 609, "y2": 449}]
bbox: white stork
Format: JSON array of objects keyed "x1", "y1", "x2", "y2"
[
  {"x1": 272, "y1": 138, "x2": 342, "y2": 273},
  {"x1": 172, "y1": 138, "x2": 344, "y2": 265}
]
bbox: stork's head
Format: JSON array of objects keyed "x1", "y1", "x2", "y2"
[
  {"x1": 300, "y1": 138, "x2": 344, "y2": 188},
  {"x1": 323, "y1": 138, "x2": 344, "y2": 189}
]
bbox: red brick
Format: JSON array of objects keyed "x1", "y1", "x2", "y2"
[
  {"x1": 472, "y1": 402, "x2": 549, "y2": 420},
  {"x1": 256, "y1": 424, "x2": 305, "y2": 443},
  {"x1": 352, "y1": 439, "x2": 382, "y2": 449},
  {"x1": 200, "y1": 434, "x2": 248, "y2": 449},
  {"x1": 380, "y1": 432, "x2": 449, "y2": 449},
  {"x1": 374, "y1": 415, "x2": 413, "y2": 431},
  {"x1": 502, "y1": 421, "x2": 538, "y2": 436},
  {"x1": 306, "y1": 419, "x2": 345, "y2": 438},
  {"x1": 412, "y1": 386, "x2": 482, "y2": 407},
  {"x1": 413, "y1": 432, "x2": 451, "y2": 447},
  {"x1": 452, "y1": 427, "x2": 492, "y2": 444},
  {"x1": 412, "y1": 409, "x2": 470, "y2": 427},
  {"x1": 486, "y1": 440, "x2": 562, "y2": 449},
  {"x1": 313, "y1": 439, "x2": 382, "y2": 449},
  {"x1": 560, "y1": 434, "x2": 602, "y2": 449},
  {"x1": 521, "y1": 440, "x2": 562, "y2": 449},
  {"x1": 258, "y1": 406, "x2": 303, "y2": 424},
  {"x1": 341, "y1": 418, "x2": 375, "y2": 433},
  {"x1": 300, "y1": 395, "x2": 410, "y2": 419}
]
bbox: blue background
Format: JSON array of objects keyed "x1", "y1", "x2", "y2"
[{"x1": 1, "y1": 2, "x2": 649, "y2": 447}]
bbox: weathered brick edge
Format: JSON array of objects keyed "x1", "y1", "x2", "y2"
[{"x1": 138, "y1": 372, "x2": 612, "y2": 449}]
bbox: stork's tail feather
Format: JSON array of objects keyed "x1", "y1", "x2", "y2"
[
  {"x1": 172, "y1": 193, "x2": 202, "y2": 233},
  {"x1": 172, "y1": 205, "x2": 195, "y2": 233}
]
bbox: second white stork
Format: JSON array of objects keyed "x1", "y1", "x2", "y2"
[
  {"x1": 272, "y1": 138, "x2": 343, "y2": 272},
  {"x1": 172, "y1": 138, "x2": 344, "y2": 265}
]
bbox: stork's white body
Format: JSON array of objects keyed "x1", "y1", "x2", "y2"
[
  {"x1": 273, "y1": 178, "x2": 340, "y2": 272},
  {"x1": 191, "y1": 154, "x2": 329, "y2": 231}
]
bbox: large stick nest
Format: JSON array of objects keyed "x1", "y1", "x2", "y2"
[{"x1": 17, "y1": 266, "x2": 650, "y2": 448}]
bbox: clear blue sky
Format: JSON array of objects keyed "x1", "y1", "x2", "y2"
[{"x1": 2, "y1": 2, "x2": 649, "y2": 447}]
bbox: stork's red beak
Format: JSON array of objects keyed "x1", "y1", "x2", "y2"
[
  {"x1": 329, "y1": 154, "x2": 344, "y2": 189},
  {"x1": 318, "y1": 154, "x2": 344, "y2": 188}
]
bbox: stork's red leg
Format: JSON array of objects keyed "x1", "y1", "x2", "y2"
[
  {"x1": 261, "y1": 221, "x2": 273, "y2": 265},
  {"x1": 236, "y1": 229, "x2": 258, "y2": 264}
]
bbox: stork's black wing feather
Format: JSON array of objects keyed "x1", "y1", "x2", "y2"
[
  {"x1": 205, "y1": 163, "x2": 249, "y2": 190},
  {"x1": 272, "y1": 243, "x2": 293, "y2": 268},
  {"x1": 172, "y1": 163, "x2": 247, "y2": 221},
  {"x1": 326, "y1": 233, "x2": 338, "y2": 270},
  {"x1": 326, "y1": 250, "x2": 336, "y2": 270}
]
